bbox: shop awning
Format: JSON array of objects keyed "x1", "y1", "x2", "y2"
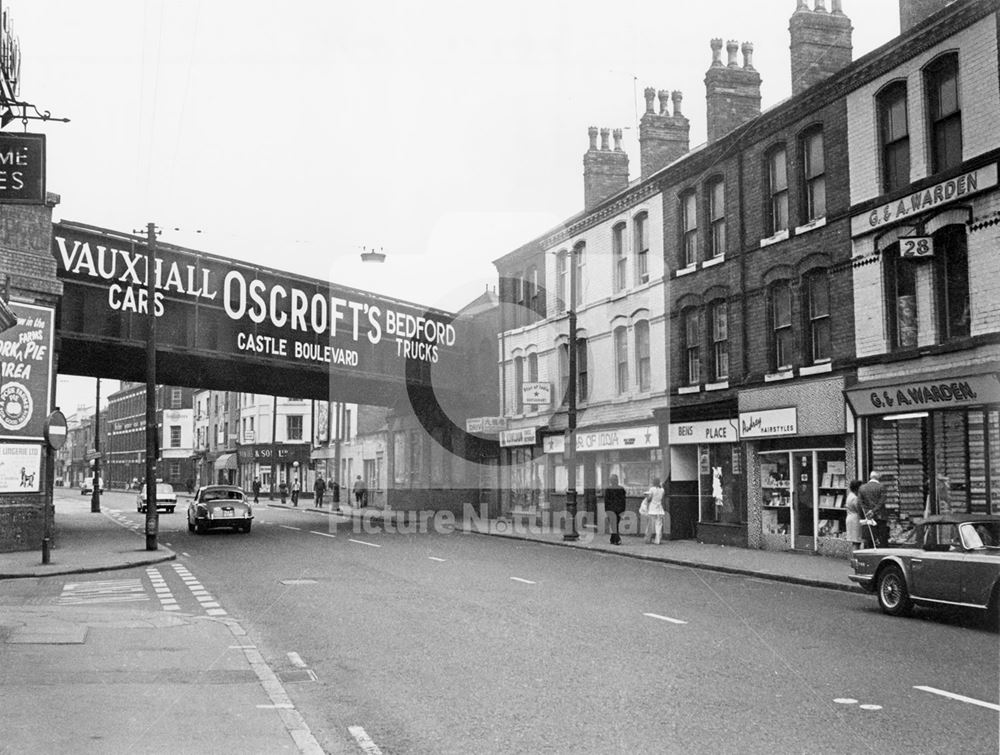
[
  {"x1": 213, "y1": 453, "x2": 238, "y2": 471},
  {"x1": 845, "y1": 368, "x2": 1000, "y2": 417}
]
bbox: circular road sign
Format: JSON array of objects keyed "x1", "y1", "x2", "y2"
[{"x1": 44, "y1": 409, "x2": 68, "y2": 450}]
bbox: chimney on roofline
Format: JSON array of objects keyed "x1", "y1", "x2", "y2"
[
  {"x1": 583, "y1": 126, "x2": 629, "y2": 211},
  {"x1": 704, "y1": 39, "x2": 761, "y2": 143},
  {"x1": 898, "y1": 0, "x2": 956, "y2": 33},
  {"x1": 789, "y1": 0, "x2": 853, "y2": 97},
  {"x1": 639, "y1": 88, "x2": 689, "y2": 177}
]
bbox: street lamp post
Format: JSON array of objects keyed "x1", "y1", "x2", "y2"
[
  {"x1": 564, "y1": 246, "x2": 580, "y2": 541},
  {"x1": 91, "y1": 378, "x2": 101, "y2": 513}
]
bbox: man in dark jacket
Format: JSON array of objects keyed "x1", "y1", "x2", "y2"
[
  {"x1": 603, "y1": 474, "x2": 627, "y2": 545},
  {"x1": 314, "y1": 475, "x2": 326, "y2": 508},
  {"x1": 858, "y1": 470, "x2": 889, "y2": 548}
]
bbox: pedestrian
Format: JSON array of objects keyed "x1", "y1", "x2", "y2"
[
  {"x1": 641, "y1": 476, "x2": 665, "y2": 544},
  {"x1": 314, "y1": 475, "x2": 326, "y2": 508},
  {"x1": 354, "y1": 475, "x2": 367, "y2": 507},
  {"x1": 252, "y1": 476, "x2": 261, "y2": 504},
  {"x1": 858, "y1": 470, "x2": 889, "y2": 548},
  {"x1": 279, "y1": 479, "x2": 288, "y2": 505},
  {"x1": 603, "y1": 474, "x2": 626, "y2": 545},
  {"x1": 844, "y1": 479, "x2": 864, "y2": 551},
  {"x1": 292, "y1": 477, "x2": 301, "y2": 505}
]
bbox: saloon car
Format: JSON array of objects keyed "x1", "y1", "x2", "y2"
[
  {"x1": 850, "y1": 513, "x2": 1000, "y2": 622},
  {"x1": 187, "y1": 484, "x2": 253, "y2": 534},
  {"x1": 137, "y1": 482, "x2": 178, "y2": 513},
  {"x1": 80, "y1": 477, "x2": 103, "y2": 495}
]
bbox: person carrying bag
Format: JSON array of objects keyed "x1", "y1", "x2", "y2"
[{"x1": 641, "y1": 477, "x2": 665, "y2": 544}]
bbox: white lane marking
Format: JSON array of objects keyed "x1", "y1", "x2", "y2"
[
  {"x1": 859, "y1": 704, "x2": 883, "y2": 711},
  {"x1": 205, "y1": 608, "x2": 228, "y2": 616},
  {"x1": 287, "y1": 652, "x2": 307, "y2": 668},
  {"x1": 257, "y1": 703, "x2": 294, "y2": 709},
  {"x1": 510, "y1": 577, "x2": 536, "y2": 585},
  {"x1": 181, "y1": 552, "x2": 191, "y2": 558},
  {"x1": 309, "y1": 530, "x2": 336, "y2": 538},
  {"x1": 278, "y1": 524, "x2": 301, "y2": 531},
  {"x1": 349, "y1": 539, "x2": 381, "y2": 548},
  {"x1": 643, "y1": 612, "x2": 688, "y2": 625},
  {"x1": 229, "y1": 645, "x2": 256, "y2": 650},
  {"x1": 348, "y1": 725, "x2": 384, "y2": 755},
  {"x1": 833, "y1": 698, "x2": 858, "y2": 705},
  {"x1": 914, "y1": 686, "x2": 1000, "y2": 712},
  {"x1": 428, "y1": 557, "x2": 447, "y2": 562}
]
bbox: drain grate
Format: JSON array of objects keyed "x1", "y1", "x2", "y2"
[{"x1": 278, "y1": 668, "x2": 318, "y2": 683}]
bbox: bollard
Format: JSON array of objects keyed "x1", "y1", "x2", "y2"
[{"x1": 41, "y1": 537, "x2": 50, "y2": 565}]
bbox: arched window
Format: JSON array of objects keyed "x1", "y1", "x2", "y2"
[
  {"x1": 878, "y1": 81, "x2": 909, "y2": 193},
  {"x1": 805, "y1": 272, "x2": 831, "y2": 362},
  {"x1": 934, "y1": 224, "x2": 969, "y2": 340},
  {"x1": 634, "y1": 212, "x2": 649, "y2": 284},
  {"x1": 707, "y1": 178, "x2": 726, "y2": 258},
  {"x1": 612, "y1": 222, "x2": 627, "y2": 293},
  {"x1": 526, "y1": 353, "x2": 538, "y2": 413},
  {"x1": 614, "y1": 326, "x2": 629, "y2": 395},
  {"x1": 555, "y1": 251, "x2": 568, "y2": 313},
  {"x1": 770, "y1": 281, "x2": 794, "y2": 370},
  {"x1": 766, "y1": 146, "x2": 789, "y2": 235},
  {"x1": 800, "y1": 127, "x2": 826, "y2": 222},
  {"x1": 680, "y1": 191, "x2": 697, "y2": 267},
  {"x1": 573, "y1": 242, "x2": 586, "y2": 309},
  {"x1": 634, "y1": 320, "x2": 651, "y2": 392},
  {"x1": 925, "y1": 53, "x2": 961, "y2": 175},
  {"x1": 709, "y1": 300, "x2": 728, "y2": 381},
  {"x1": 513, "y1": 356, "x2": 524, "y2": 413},
  {"x1": 683, "y1": 308, "x2": 702, "y2": 385},
  {"x1": 576, "y1": 337, "x2": 589, "y2": 402}
]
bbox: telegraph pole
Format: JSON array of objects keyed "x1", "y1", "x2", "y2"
[{"x1": 144, "y1": 222, "x2": 158, "y2": 551}]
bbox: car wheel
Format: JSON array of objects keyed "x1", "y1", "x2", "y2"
[
  {"x1": 167, "y1": 507, "x2": 175, "y2": 514},
  {"x1": 876, "y1": 564, "x2": 912, "y2": 617},
  {"x1": 195, "y1": 521, "x2": 206, "y2": 535},
  {"x1": 241, "y1": 523, "x2": 251, "y2": 533},
  {"x1": 187, "y1": 517, "x2": 195, "y2": 533},
  {"x1": 137, "y1": 504, "x2": 143, "y2": 512},
  {"x1": 985, "y1": 584, "x2": 1000, "y2": 631}
]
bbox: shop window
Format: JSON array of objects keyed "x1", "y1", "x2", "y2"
[
  {"x1": 770, "y1": 281, "x2": 794, "y2": 370},
  {"x1": 555, "y1": 251, "x2": 568, "y2": 313},
  {"x1": 805, "y1": 273, "x2": 831, "y2": 363},
  {"x1": 707, "y1": 177, "x2": 726, "y2": 258},
  {"x1": 634, "y1": 320, "x2": 651, "y2": 393},
  {"x1": 800, "y1": 127, "x2": 826, "y2": 222},
  {"x1": 925, "y1": 53, "x2": 962, "y2": 175},
  {"x1": 614, "y1": 326, "x2": 629, "y2": 395},
  {"x1": 766, "y1": 146, "x2": 789, "y2": 235},
  {"x1": 710, "y1": 300, "x2": 728, "y2": 381},
  {"x1": 612, "y1": 222, "x2": 627, "y2": 292},
  {"x1": 680, "y1": 190, "x2": 697, "y2": 267},
  {"x1": 699, "y1": 443, "x2": 744, "y2": 525},
  {"x1": 683, "y1": 308, "x2": 701, "y2": 385},
  {"x1": 878, "y1": 80, "x2": 910, "y2": 194},
  {"x1": 634, "y1": 212, "x2": 649, "y2": 284}
]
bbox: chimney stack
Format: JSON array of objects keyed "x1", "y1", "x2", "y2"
[
  {"x1": 789, "y1": 1, "x2": 853, "y2": 97},
  {"x1": 704, "y1": 39, "x2": 762, "y2": 143},
  {"x1": 899, "y1": 0, "x2": 955, "y2": 33},
  {"x1": 583, "y1": 125, "x2": 630, "y2": 211},
  {"x1": 639, "y1": 87, "x2": 690, "y2": 177}
]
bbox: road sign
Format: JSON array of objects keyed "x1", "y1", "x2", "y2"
[{"x1": 43, "y1": 410, "x2": 67, "y2": 450}]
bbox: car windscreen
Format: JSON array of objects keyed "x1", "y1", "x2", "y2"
[
  {"x1": 156, "y1": 484, "x2": 175, "y2": 495},
  {"x1": 202, "y1": 491, "x2": 245, "y2": 503}
]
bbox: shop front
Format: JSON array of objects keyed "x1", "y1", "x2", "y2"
[
  {"x1": 237, "y1": 443, "x2": 311, "y2": 496},
  {"x1": 667, "y1": 417, "x2": 742, "y2": 545},
  {"x1": 542, "y1": 423, "x2": 663, "y2": 526},
  {"x1": 741, "y1": 376, "x2": 856, "y2": 556},
  {"x1": 499, "y1": 427, "x2": 541, "y2": 516},
  {"x1": 845, "y1": 368, "x2": 1000, "y2": 522}
]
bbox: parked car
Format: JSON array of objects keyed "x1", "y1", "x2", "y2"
[
  {"x1": 850, "y1": 513, "x2": 1000, "y2": 623},
  {"x1": 187, "y1": 484, "x2": 253, "y2": 534},
  {"x1": 137, "y1": 482, "x2": 178, "y2": 513},
  {"x1": 80, "y1": 477, "x2": 103, "y2": 495}
]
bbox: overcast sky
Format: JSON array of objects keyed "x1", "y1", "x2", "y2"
[{"x1": 11, "y1": 0, "x2": 902, "y2": 411}]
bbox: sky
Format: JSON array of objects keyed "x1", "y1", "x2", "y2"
[{"x1": 6, "y1": 0, "x2": 903, "y2": 412}]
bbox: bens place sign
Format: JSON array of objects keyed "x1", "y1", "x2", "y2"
[
  {"x1": 851, "y1": 163, "x2": 997, "y2": 237},
  {"x1": 0, "y1": 133, "x2": 45, "y2": 205}
]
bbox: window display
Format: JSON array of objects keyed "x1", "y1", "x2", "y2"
[{"x1": 759, "y1": 448, "x2": 848, "y2": 547}]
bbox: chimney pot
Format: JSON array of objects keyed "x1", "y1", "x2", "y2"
[
  {"x1": 643, "y1": 87, "x2": 656, "y2": 114},
  {"x1": 814, "y1": 0, "x2": 827, "y2": 11},
  {"x1": 599, "y1": 127, "x2": 610, "y2": 151},
  {"x1": 830, "y1": 0, "x2": 843, "y2": 12},
  {"x1": 671, "y1": 90, "x2": 683, "y2": 117},
  {"x1": 710, "y1": 38, "x2": 724, "y2": 67},
  {"x1": 588, "y1": 126, "x2": 598, "y2": 150},
  {"x1": 726, "y1": 40, "x2": 740, "y2": 67},
  {"x1": 796, "y1": 0, "x2": 809, "y2": 9},
  {"x1": 741, "y1": 42, "x2": 755, "y2": 70},
  {"x1": 657, "y1": 89, "x2": 670, "y2": 115},
  {"x1": 612, "y1": 128, "x2": 623, "y2": 151}
]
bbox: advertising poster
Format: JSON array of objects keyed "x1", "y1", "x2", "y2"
[
  {"x1": 0, "y1": 443, "x2": 42, "y2": 493},
  {"x1": 0, "y1": 303, "x2": 54, "y2": 441}
]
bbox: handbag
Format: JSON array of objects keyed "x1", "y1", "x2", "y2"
[{"x1": 639, "y1": 496, "x2": 649, "y2": 516}]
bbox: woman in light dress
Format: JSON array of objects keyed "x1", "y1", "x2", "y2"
[
  {"x1": 642, "y1": 477, "x2": 665, "y2": 544},
  {"x1": 844, "y1": 479, "x2": 864, "y2": 551}
]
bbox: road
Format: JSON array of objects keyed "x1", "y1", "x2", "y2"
[{"x1": 56, "y1": 490, "x2": 1000, "y2": 752}]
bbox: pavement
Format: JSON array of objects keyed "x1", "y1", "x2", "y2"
[{"x1": 0, "y1": 495, "x2": 860, "y2": 754}]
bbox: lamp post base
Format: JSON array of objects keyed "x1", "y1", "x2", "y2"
[{"x1": 563, "y1": 491, "x2": 580, "y2": 541}]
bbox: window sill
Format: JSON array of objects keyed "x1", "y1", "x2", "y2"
[
  {"x1": 675, "y1": 264, "x2": 698, "y2": 278},
  {"x1": 678, "y1": 385, "x2": 702, "y2": 395},
  {"x1": 705, "y1": 380, "x2": 730, "y2": 391},
  {"x1": 764, "y1": 370, "x2": 795, "y2": 382},
  {"x1": 759, "y1": 229, "x2": 790, "y2": 248},
  {"x1": 795, "y1": 216, "x2": 826, "y2": 235},
  {"x1": 799, "y1": 361, "x2": 832, "y2": 376},
  {"x1": 702, "y1": 255, "x2": 726, "y2": 268}
]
